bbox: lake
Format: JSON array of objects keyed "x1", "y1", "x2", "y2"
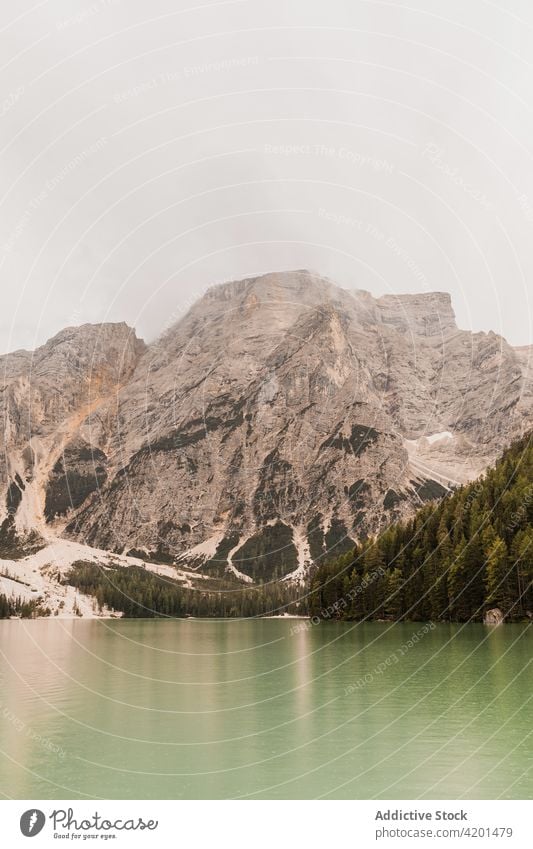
[{"x1": 0, "y1": 619, "x2": 530, "y2": 799}]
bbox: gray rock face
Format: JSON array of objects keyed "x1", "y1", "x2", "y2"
[
  {"x1": 0, "y1": 323, "x2": 145, "y2": 539},
  {"x1": 1, "y1": 271, "x2": 532, "y2": 581},
  {"x1": 484, "y1": 608, "x2": 505, "y2": 625}
]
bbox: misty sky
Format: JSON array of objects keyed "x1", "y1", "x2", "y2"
[{"x1": 1, "y1": 0, "x2": 533, "y2": 354}]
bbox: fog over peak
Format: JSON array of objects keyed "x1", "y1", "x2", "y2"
[{"x1": 1, "y1": 0, "x2": 532, "y2": 356}]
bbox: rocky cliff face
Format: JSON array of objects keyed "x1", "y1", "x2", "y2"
[
  {"x1": 0, "y1": 323, "x2": 145, "y2": 549},
  {"x1": 1, "y1": 272, "x2": 531, "y2": 581}
]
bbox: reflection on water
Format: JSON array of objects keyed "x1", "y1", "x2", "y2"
[{"x1": 0, "y1": 619, "x2": 530, "y2": 799}]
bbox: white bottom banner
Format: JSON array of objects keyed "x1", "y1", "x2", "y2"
[{"x1": 0, "y1": 800, "x2": 531, "y2": 848}]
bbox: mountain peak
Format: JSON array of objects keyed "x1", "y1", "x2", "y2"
[
  {"x1": 42, "y1": 320, "x2": 142, "y2": 348},
  {"x1": 203, "y1": 269, "x2": 336, "y2": 305},
  {"x1": 197, "y1": 272, "x2": 458, "y2": 340},
  {"x1": 376, "y1": 291, "x2": 457, "y2": 336},
  {"x1": 2, "y1": 272, "x2": 528, "y2": 587}
]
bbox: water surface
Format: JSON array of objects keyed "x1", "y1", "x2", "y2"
[{"x1": 0, "y1": 619, "x2": 530, "y2": 799}]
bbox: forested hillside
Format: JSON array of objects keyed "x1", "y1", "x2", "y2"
[
  {"x1": 65, "y1": 562, "x2": 304, "y2": 618},
  {"x1": 309, "y1": 434, "x2": 533, "y2": 622}
]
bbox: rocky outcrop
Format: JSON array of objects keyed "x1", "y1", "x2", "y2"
[
  {"x1": 0, "y1": 322, "x2": 145, "y2": 541},
  {"x1": 484, "y1": 608, "x2": 505, "y2": 625},
  {"x1": 376, "y1": 291, "x2": 457, "y2": 337},
  {"x1": 1, "y1": 271, "x2": 532, "y2": 583}
]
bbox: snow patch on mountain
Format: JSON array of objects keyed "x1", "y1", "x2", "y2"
[{"x1": 0, "y1": 538, "x2": 202, "y2": 618}]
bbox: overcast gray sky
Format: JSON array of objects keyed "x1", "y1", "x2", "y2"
[{"x1": 1, "y1": 0, "x2": 533, "y2": 354}]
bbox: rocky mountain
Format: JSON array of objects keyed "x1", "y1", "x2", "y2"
[
  {"x1": 0, "y1": 323, "x2": 145, "y2": 545},
  {"x1": 1, "y1": 271, "x2": 532, "y2": 584},
  {"x1": 309, "y1": 431, "x2": 533, "y2": 623}
]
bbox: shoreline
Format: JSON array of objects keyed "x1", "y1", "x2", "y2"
[{"x1": 1, "y1": 615, "x2": 529, "y2": 625}]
